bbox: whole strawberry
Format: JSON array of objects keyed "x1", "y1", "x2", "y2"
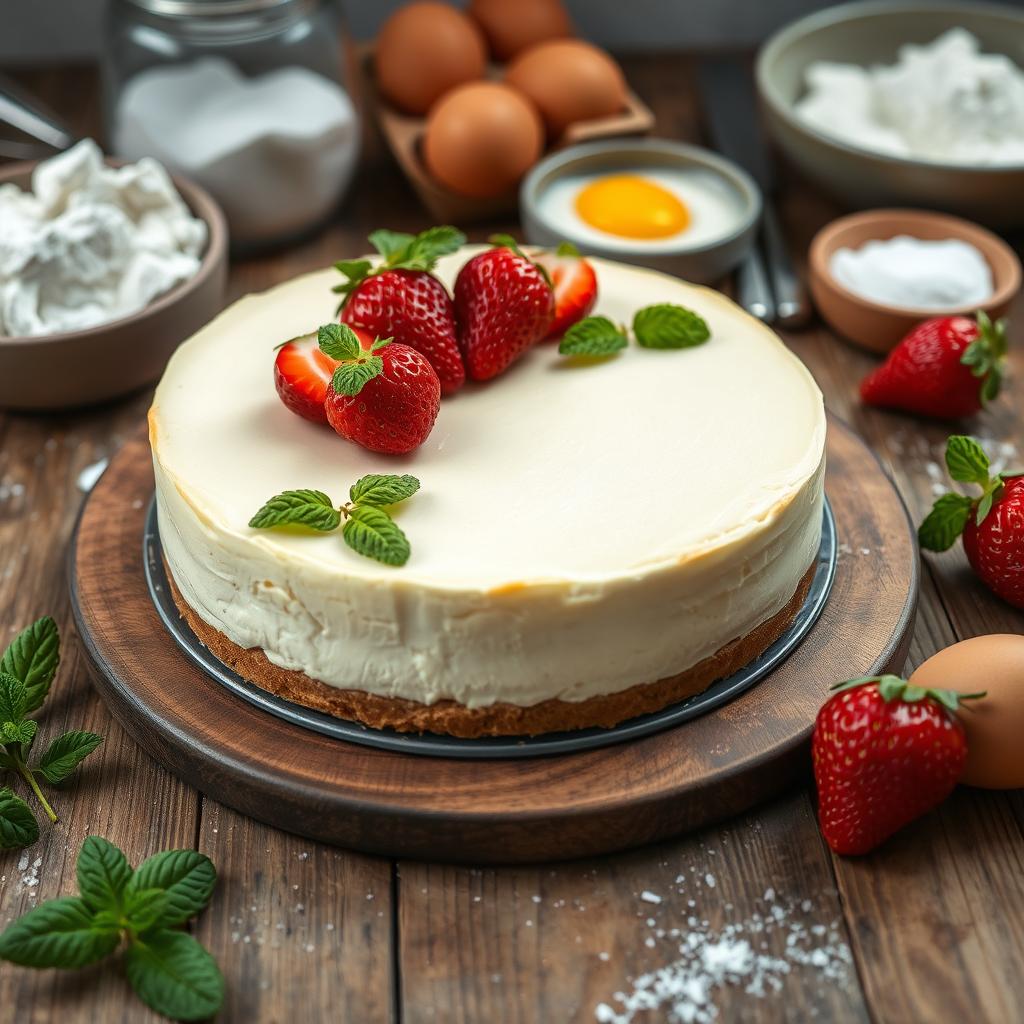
[
  {"x1": 813, "y1": 675, "x2": 981, "y2": 855},
  {"x1": 860, "y1": 312, "x2": 1008, "y2": 418},
  {"x1": 454, "y1": 235, "x2": 555, "y2": 381},
  {"x1": 534, "y1": 242, "x2": 598, "y2": 340},
  {"x1": 335, "y1": 226, "x2": 466, "y2": 395},
  {"x1": 919, "y1": 434, "x2": 1024, "y2": 608},
  {"x1": 317, "y1": 323, "x2": 441, "y2": 455}
]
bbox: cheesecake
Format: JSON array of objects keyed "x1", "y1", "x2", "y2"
[{"x1": 150, "y1": 251, "x2": 826, "y2": 737}]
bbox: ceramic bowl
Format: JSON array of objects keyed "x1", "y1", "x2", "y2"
[
  {"x1": 520, "y1": 138, "x2": 761, "y2": 284},
  {"x1": 808, "y1": 208, "x2": 1021, "y2": 352},
  {"x1": 757, "y1": 1, "x2": 1024, "y2": 228},
  {"x1": 0, "y1": 159, "x2": 228, "y2": 411}
]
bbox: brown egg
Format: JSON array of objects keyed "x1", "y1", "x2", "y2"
[
  {"x1": 376, "y1": 2, "x2": 487, "y2": 116},
  {"x1": 506, "y1": 39, "x2": 628, "y2": 138},
  {"x1": 423, "y1": 82, "x2": 544, "y2": 198},
  {"x1": 910, "y1": 634, "x2": 1024, "y2": 789},
  {"x1": 468, "y1": 0, "x2": 573, "y2": 61}
]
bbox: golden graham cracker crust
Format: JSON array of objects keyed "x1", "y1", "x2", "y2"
[{"x1": 167, "y1": 562, "x2": 816, "y2": 738}]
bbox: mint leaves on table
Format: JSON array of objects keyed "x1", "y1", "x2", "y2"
[
  {"x1": 559, "y1": 303, "x2": 711, "y2": 359},
  {"x1": 249, "y1": 473, "x2": 420, "y2": 567},
  {"x1": 0, "y1": 836, "x2": 222, "y2": 1022},
  {"x1": 0, "y1": 617, "x2": 102, "y2": 847}
]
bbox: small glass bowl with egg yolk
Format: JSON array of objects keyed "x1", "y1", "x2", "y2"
[{"x1": 521, "y1": 138, "x2": 761, "y2": 284}]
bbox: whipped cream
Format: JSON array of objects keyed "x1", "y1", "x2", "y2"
[
  {"x1": 0, "y1": 139, "x2": 206, "y2": 338},
  {"x1": 796, "y1": 29, "x2": 1024, "y2": 165},
  {"x1": 151, "y1": 254, "x2": 826, "y2": 709}
]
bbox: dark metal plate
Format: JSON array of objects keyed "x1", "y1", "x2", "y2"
[{"x1": 144, "y1": 498, "x2": 836, "y2": 760}]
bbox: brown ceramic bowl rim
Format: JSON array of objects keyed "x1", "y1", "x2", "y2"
[
  {"x1": 809, "y1": 208, "x2": 1023, "y2": 319},
  {"x1": 0, "y1": 156, "x2": 228, "y2": 349}
]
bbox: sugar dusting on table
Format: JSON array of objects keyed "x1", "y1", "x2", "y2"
[{"x1": 594, "y1": 888, "x2": 852, "y2": 1024}]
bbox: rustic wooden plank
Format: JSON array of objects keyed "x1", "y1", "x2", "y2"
[
  {"x1": 397, "y1": 791, "x2": 868, "y2": 1023},
  {"x1": 193, "y1": 802, "x2": 395, "y2": 1024},
  {"x1": 0, "y1": 399, "x2": 201, "y2": 1024}
]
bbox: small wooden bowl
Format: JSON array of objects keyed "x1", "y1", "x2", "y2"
[
  {"x1": 0, "y1": 159, "x2": 228, "y2": 411},
  {"x1": 809, "y1": 209, "x2": 1021, "y2": 353},
  {"x1": 365, "y1": 53, "x2": 655, "y2": 223}
]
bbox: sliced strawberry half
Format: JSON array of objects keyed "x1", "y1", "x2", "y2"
[
  {"x1": 274, "y1": 328, "x2": 370, "y2": 424},
  {"x1": 535, "y1": 242, "x2": 598, "y2": 340}
]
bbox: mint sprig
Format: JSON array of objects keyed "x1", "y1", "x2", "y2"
[
  {"x1": 633, "y1": 304, "x2": 710, "y2": 349},
  {"x1": 0, "y1": 837, "x2": 223, "y2": 1021},
  {"x1": 919, "y1": 434, "x2": 1024, "y2": 551},
  {"x1": 558, "y1": 316, "x2": 627, "y2": 357},
  {"x1": 0, "y1": 619, "x2": 102, "y2": 845},
  {"x1": 250, "y1": 473, "x2": 420, "y2": 567},
  {"x1": 332, "y1": 225, "x2": 465, "y2": 304},
  {"x1": 316, "y1": 322, "x2": 388, "y2": 398}
]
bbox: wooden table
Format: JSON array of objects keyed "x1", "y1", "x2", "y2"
[{"x1": 2, "y1": 59, "x2": 1022, "y2": 1024}]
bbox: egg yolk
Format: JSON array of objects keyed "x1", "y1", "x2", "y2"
[{"x1": 574, "y1": 175, "x2": 690, "y2": 239}]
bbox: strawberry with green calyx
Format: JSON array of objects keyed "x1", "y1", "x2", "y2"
[
  {"x1": 919, "y1": 434, "x2": 1024, "y2": 609},
  {"x1": 454, "y1": 234, "x2": 555, "y2": 381},
  {"x1": 534, "y1": 241, "x2": 598, "y2": 340},
  {"x1": 813, "y1": 675, "x2": 984, "y2": 855},
  {"x1": 335, "y1": 226, "x2": 467, "y2": 395},
  {"x1": 860, "y1": 311, "x2": 1009, "y2": 419},
  {"x1": 318, "y1": 323, "x2": 441, "y2": 455}
]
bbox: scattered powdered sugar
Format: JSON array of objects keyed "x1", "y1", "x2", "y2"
[
  {"x1": 594, "y1": 893, "x2": 851, "y2": 1024},
  {"x1": 14, "y1": 853, "x2": 43, "y2": 897},
  {"x1": 0, "y1": 478, "x2": 25, "y2": 503},
  {"x1": 641, "y1": 891, "x2": 663, "y2": 905}
]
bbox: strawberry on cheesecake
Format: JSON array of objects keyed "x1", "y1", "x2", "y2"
[{"x1": 149, "y1": 235, "x2": 826, "y2": 737}]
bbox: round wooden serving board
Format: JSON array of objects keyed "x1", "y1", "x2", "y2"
[{"x1": 71, "y1": 417, "x2": 917, "y2": 864}]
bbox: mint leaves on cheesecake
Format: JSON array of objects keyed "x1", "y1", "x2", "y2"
[
  {"x1": 559, "y1": 303, "x2": 711, "y2": 358},
  {"x1": 249, "y1": 473, "x2": 420, "y2": 567}
]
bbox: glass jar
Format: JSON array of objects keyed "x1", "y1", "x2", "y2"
[{"x1": 103, "y1": 0, "x2": 361, "y2": 250}]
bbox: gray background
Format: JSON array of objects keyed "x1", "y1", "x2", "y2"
[{"x1": 0, "y1": 0, "x2": 992, "y2": 64}]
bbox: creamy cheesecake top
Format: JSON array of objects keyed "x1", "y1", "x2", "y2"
[{"x1": 152, "y1": 252, "x2": 826, "y2": 592}]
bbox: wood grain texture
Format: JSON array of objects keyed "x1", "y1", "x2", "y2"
[
  {"x1": 0, "y1": 56, "x2": 1022, "y2": 1023},
  {"x1": 70, "y1": 415, "x2": 915, "y2": 863}
]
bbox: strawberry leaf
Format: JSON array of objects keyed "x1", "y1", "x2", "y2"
[
  {"x1": 368, "y1": 229, "x2": 415, "y2": 261},
  {"x1": 342, "y1": 506, "x2": 410, "y2": 566},
  {"x1": 559, "y1": 316, "x2": 627, "y2": 357},
  {"x1": 555, "y1": 241, "x2": 581, "y2": 258},
  {"x1": 402, "y1": 226, "x2": 465, "y2": 269},
  {"x1": 918, "y1": 493, "x2": 973, "y2": 552},
  {"x1": 317, "y1": 322, "x2": 363, "y2": 361},
  {"x1": 633, "y1": 304, "x2": 710, "y2": 349},
  {"x1": 331, "y1": 259, "x2": 374, "y2": 301},
  {"x1": 349, "y1": 474, "x2": 420, "y2": 507},
  {"x1": 945, "y1": 435, "x2": 991, "y2": 487},
  {"x1": 249, "y1": 490, "x2": 340, "y2": 532},
  {"x1": 331, "y1": 355, "x2": 384, "y2": 397}
]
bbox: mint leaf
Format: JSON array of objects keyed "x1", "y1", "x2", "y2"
[
  {"x1": 317, "y1": 322, "x2": 362, "y2": 361},
  {"x1": 35, "y1": 730, "x2": 103, "y2": 784},
  {"x1": 343, "y1": 506, "x2": 410, "y2": 566},
  {"x1": 559, "y1": 316, "x2": 627, "y2": 357},
  {"x1": 123, "y1": 888, "x2": 171, "y2": 933},
  {"x1": 125, "y1": 929, "x2": 224, "y2": 1022},
  {"x1": 0, "y1": 897, "x2": 119, "y2": 968},
  {"x1": 918, "y1": 493, "x2": 973, "y2": 552},
  {"x1": 0, "y1": 788, "x2": 38, "y2": 849},
  {"x1": 633, "y1": 304, "x2": 710, "y2": 349},
  {"x1": 945, "y1": 435, "x2": 991, "y2": 487},
  {"x1": 3, "y1": 719, "x2": 36, "y2": 746},
  {"x1": 249, "y1": 490, "x2": 340, "y2": 532},
  {"x1": 349, "y1": 473, "x2": 420, "y2": 507},
  {"x1": 0, "y1": 670, "x2": 27, "y2": 726},
  {"x1": 127, "y1": 849, "x2": 216, "y2": 926},
  {"x1": 404, "y1": 225, "x2": 465, "y2": 268},
  {"x1": 976, "y1": 481, "x2": 1003, "y2": 526},
  {"x1": 1, "y1": 616, "x2": 59, "y2": 713},
  {"x1": 77, "y1": 835, "x2": 133, "y2": 914},
  {"x1": 368, "y1": 229, "x2": 415, "y2": 260},
  {"x1": 331, "y1": 355, "x2": 383, "y2": 397}
]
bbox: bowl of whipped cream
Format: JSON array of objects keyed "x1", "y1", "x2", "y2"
[
  {"x1": 757, "y1": 2, "x2": 1024, "y2": 227},
  {"x1": 0, "y1": 139, "x2": 227, "y2": 410}
]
